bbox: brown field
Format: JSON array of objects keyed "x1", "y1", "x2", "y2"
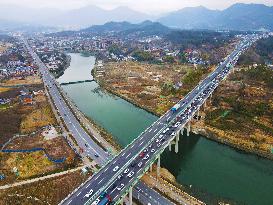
[
  {"x1": 1, "y1": 76, "x2": 42, "y2": 86},
  {"x1": 0, "y1": 78, "x2": 80, "y2": 186},
  {"x1": 1, "y1": 151, "x2": 54, "y2": 179},
  {"x1": 0, "y1": 87, "x2": 11, "y2": 93},
  {"x1": 20, "y1": 104, "x2": 57, "y2": 134},
  {"x1": 0, "y1": 131, "x2": 81, "y2": 185},
  {"x1": 96, "y1": 61, "x2": 210, "y2": 115},
  {"x1": 0, "y1": 170, "x2": 91, "y2": 205}
]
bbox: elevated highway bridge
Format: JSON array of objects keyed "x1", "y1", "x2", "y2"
[
  {"x1": 23, "y1": 34, "x2": 263, "y2": 205},
  {"x1": 60, "y1": 34, "x2": 261, "y2": 205}
]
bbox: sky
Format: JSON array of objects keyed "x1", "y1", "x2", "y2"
[{"x1": 0, "y1": 0, "x2": 273, "y2": 14}]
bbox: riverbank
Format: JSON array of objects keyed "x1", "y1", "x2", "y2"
[
  {"x1": 93, "y1": 62, "x2": 273, "y2": 160},
  {"x1": 192, "y1": 120, "x2": 273, "y2": 160},
  {"x1": 54, "y1": 53, "x2": 71, "y2": 79}
]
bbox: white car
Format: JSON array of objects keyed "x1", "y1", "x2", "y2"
[
  {"x1": 117, "y1": 174, "x2": 123, "y2": 180},
  {"x1": 117, "y1": 184, "x2": 124, "y2": 191},
  {"x1": 124, "y1": 168, "x2": 130, "y2": 174},
  {"x1": 158, "y1": 134, "x2": 164, "y2": 139},
  {"x1": 156, "y1": 138, "x2": 160, "y2": 143},
  {"x1": 91, "y1": 198, "x2": 100, "y2": 205},
  {"x1": 162, "y1": 128, "x2": 169, "y2": 134},
  {"x1": 113, "y1": 166, "x2": 119, "y2": 172},
  {"x1": 127, "y1": 171, "x2": 134, "y2": 178},
  {"x1": 84, "y1": 189, "x2": 93, "y2": 198},
  {"x1": 144, "y1": 154, "x2": 149, "y2": 160},
  {"x1": 151, "y1": 149, "x2": 155, "y2": 153},
  {"x1": 173, "y1": 122, "x2": 179, "y2": 128},
  {"x1": 138, "y1": 162, "x2": 143, "y2": 167}
]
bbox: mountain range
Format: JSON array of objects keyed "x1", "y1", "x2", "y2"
[
  {"x1": 0, "y1": 3, "x2": 272, "y2": 31},
  {"x1": 0, "y1": 5, "x2": 153, "y2": 29},
  {"x1": 159, "y1": 3, "x2": 273, "y2": 31}
]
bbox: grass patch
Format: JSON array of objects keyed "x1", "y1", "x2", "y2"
[
  {"x1": 3, "y1": 151, "x2": 54, "y2": 179},
  {"x1": 20, "y1": 105, "x2": 56, "y2": 134}
]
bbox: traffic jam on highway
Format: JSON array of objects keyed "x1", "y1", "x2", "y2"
[
  {"x1": 24, "y1": 35, "x2": 260, "y2": 205},
  {"x1": 81, "y1": 35, "x2": 260, "y2": 205}
]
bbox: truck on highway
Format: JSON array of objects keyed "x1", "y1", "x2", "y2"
[
  {"x1": 171, "y1": 104, "x2": 180, "y2": 112},
  {"x1": 96, "y1": 192, "x2": 113, "y2": 205}
]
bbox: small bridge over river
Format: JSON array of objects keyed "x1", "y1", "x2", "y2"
[{"x1": 60, "y1": 79, "x2": 95, "y2": 86}]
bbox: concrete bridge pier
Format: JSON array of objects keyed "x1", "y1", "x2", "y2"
[
  {"x1": 180, "y1": 127, "x2": 184, "y2": 135},
  {"x1": 129, "y1": 187, "x2": 133, "y2": 205},
  {"x1": 187, "y1": 121, "x2": 191, "y2": 136},
  {"x1": 157, "y1": 155, "x2": 161, "y2": 178},
  {"x1": 150, "y1": 164, "x2": 153, "y2": 172},
  {"x1": 197, "y1": 109, "x2": 200, "y2": 120},
  {"x1": 168, "y1": 143, "x2": 172, "y2": 151},
  {"x1": 175, "y1": 132, "x2": 180, "y2": 153},
  {"x1": 204, "y1": 100, "x2": 207, "y2": 110}
]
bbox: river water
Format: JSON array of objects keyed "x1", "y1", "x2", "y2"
[
  {"x1": 57, "y1": 53, "x2": 95, "y2": 84},
  {"x1": 58, "y1": 53, "x2": 273, "y2": 205}
]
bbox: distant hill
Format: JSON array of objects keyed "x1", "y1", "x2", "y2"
[
  {"x1": 82, "y1": 21, "x2": 137, "y2": 33},
  {"x1": 158, "y1": 6, "x2": 220, "y2": 29},
  {"x1": 0, "y1": 5, "x2": 153, "y2": 29},
  {"x1": 81, "y1": 20, "x2": 171, "y2": 36},
  {"x1": 45, "y1": 6, "x2": 154, "y2": 28},
  {"x1": 158, "y1": 3, "x2": 273, "y2": 31}
]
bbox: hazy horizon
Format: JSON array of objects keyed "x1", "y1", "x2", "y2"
[{"x1": 0, "y1": 0, "x2": 273, "y2": 14}]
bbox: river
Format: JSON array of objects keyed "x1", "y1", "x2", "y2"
[{"x1": 58, "y1": 53, "x2": 273, "y2": 205}]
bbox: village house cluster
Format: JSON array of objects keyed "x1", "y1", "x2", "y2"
[
  {"x1": 0, "y1": 40, "x2": 37, "y2": 80},
  {"x1": 28, "y1": 38, "x2": 69, "y2": 76},
  {"x1": 30, "y1": 33, "x2": 208, "y2": 67}
]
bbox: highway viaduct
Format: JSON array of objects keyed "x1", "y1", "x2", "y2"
[
  {"x1": 63, "y1": 34, "x2": 262, "y2": 205},
  {"x1": 22, "y1": 34, "x2": 264, "y2": 205}
]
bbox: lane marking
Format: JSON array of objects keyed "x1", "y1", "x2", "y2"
[
  {"x1": 125, "y1": 153, "x2": 131, "y2": 159},
  {"x1": 98, "y1": 179, "x2": 103, "y2": 184}
]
